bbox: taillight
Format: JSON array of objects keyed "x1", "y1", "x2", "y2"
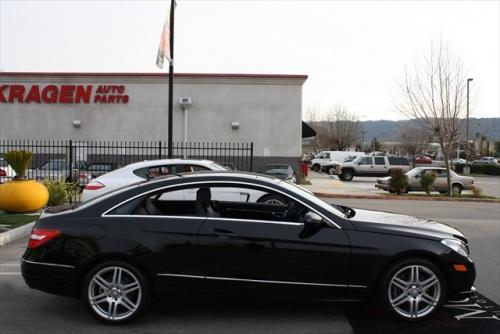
[
  {"x1": 28, "y1": 229, "x2": 61, "y2": 249},
  {"x1": 0, "y1": 168, "x2": 6, "y2": 177},
  {"x1": 79, "y1": 172, "x2": 88, "y2": 179},
  {"x1": 84, "y1": 181, "x2": 105, "y2": 190}
]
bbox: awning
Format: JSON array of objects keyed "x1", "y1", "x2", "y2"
[{"x1": 302, "y1": 121, "x2": 317, "y2": 138}]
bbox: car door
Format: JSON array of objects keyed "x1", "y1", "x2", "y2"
[
  {"x1": 373, "y1": 156, "x2": 387, "y2": 175},
  {"x1": 198, "y1": 183, "x2": 351, "y2": 298},
  {"x1": 105, "y1": 185, "x2": 208, "y2": 293},
  {"x1": 355, "y1": 156, "x2": 374, "y2": 175}
]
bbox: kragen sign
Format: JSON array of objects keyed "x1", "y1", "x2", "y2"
[{"x1": 0, "y1": 84, "x2": 129, "y2": 104}]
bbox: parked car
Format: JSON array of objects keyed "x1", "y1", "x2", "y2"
[
  {"x1": 335, "y1": 156, "x2": 411, "y2": 181},
  {"x1": 321, "y1": 155, "x2": 359, "y2": 174},
  {"x1": 22, "y1": 172, "x2": 475, "y2": 323},
  {"x1": 473, "y1": 157, "x2": 498, "y2": 165},
  {"x1": 85, "y1": 162, "x2": 122, "y2": 178},
  {"x1": 263, "y1": 164, "x2": 295, "y2": 183},
  {"x1": 0, "y1": 157, "x2": 16, "y2": 183},
  {"x1": 27, "y1": 159, "x2": 91, "y2": 187},
  {"x1": 81, "y1": 159, "x2": 228, "y2": 201},
  {"x1": 415, "y1": 156, "x2": 433, "y2": 164},
  {"x1": 452, "y1": 158, "x2": 466, "y2": 165},
  {"x1": 309, "y1": 151, "x2": 365, "y2": 172},
  {"x1": 375, "y1": 167, "x2": 474, "y2": 194}
]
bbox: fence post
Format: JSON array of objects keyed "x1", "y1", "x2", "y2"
[
  {"x1": 158, "y1": 141, "x2": 162, "y2": 159},
  {"x1": 250, "y1": 142, "x2": 254, "y2": 172},
  {"x1": 68, "y1": 140, "x2": 73, "y2": 182}
]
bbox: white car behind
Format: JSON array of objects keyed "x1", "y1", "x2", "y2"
[
  {"x1": 0, "y1": 158, "x2": 16, "y2": 183},
  {"x1": 81, "y1": 159, "x2": 228, "y2": 201}
]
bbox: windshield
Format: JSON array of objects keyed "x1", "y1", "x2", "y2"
[
  {"x1": 406, "y1": 167, "x2": 423, "y2": 177},
  {"x1": 209, "y1": 162, "x2": 228, "y2": 171},
  {"x1": 278, "y1": 181, "x2": 346, "y2": 218}
]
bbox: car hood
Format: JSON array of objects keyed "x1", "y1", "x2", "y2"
[{"x1": 349, "y1": 208, "x2": 466, "y2": 241}]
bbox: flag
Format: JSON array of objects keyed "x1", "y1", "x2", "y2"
[{"x1": 156, "y1": 1, "x2": 176, "y2": 69}]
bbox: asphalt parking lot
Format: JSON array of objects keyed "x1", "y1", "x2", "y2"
[
  {"x1": 306, "y1": 172, "x2": 500, "y2": 198},
  {"x1": 1, "y1": 198, "x2": 499, "y2": 333}
]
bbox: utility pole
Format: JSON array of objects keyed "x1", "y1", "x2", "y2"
[
  {"x1": 167, "y1": 0, "x2": 175, "y2": 158},
  {"x1": 465, "y1": 78, "x2": 473, "y2": 165}
]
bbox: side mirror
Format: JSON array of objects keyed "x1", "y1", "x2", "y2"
[{"x1": 304, "y1": 211, "x2": 323, "y2": 225}]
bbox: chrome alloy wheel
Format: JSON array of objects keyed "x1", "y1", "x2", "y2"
[
  {"x1": 388, "y1": 265, "x2": 441, "y2": 319},
  {"x1": 88, "y1": 266, "x2": 142, "y2": 321}
]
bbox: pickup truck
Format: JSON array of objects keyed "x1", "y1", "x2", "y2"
[{"x1": 335, "y1": 155, "x2": 411, "y2": 181}]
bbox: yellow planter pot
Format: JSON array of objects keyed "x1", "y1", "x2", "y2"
[{"x1": 0, "y1": 179, "x2": 49, "y2": 213}]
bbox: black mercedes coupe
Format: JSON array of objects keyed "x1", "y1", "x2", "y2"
[{"x1": 21, "y1": 172, "x2": 475, "y2": 324}]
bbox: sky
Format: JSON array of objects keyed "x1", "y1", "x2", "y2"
[{"x1": 0, "y1": 0, "x2": 499, "y2": 121}]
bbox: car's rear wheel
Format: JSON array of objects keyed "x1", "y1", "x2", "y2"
[
  {"x1": 379, "y1": 258, "x2": 446, "y2": 321},
  {"x1": 84, "y1": 261, "x2": 150, "y2": 324}
]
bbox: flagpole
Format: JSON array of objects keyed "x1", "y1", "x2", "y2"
[{"x1": 167, "y1": 0, "x2": 175, "y2": 159}]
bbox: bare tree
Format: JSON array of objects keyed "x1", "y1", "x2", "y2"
[
  {"x1": 395, "y1": 43, "x2": 467, "y2": 195},
  {"x1": 326, "y1": 105, "x2": 361, "y2": 150},
  {"x1": 398, "y1": 125, "x2": 429, "y2": 167}
]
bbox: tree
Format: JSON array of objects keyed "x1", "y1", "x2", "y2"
[
  {"x1": 395, "y1": 42, "x2": 468, "y2": 195},
  {"x1": 326, "y1": 105, "x2": 361, "y2": 150},
  {"x1": 398, "y1": 125, "x2": 429, "y2": 167}
]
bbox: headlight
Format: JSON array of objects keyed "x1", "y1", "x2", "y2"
[{"x1": 441, "y1": 239, "x2": 469, "y2": 257}]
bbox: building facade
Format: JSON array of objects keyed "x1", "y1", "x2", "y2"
[{"x1": 0, "y1": 72, "x2": 307, "y2": 171}]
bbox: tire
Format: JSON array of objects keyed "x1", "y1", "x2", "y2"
[
  {"x1": 378, "y1": 257, "x2": 446, "y2": 321},
  {"x1": 83, "y1": 261, "x2": 150, "y2": 324},
  {"x1": 312, "y1": 164, "x2": 321, "y2": 172},
  {"x1": 258, "y1": 194, "x2": 288, "y2": 205},
  {"x1": 341, "y1": 169, "x2": 354, "y2": 181},
  {"x1": 452, "y1": 184, "x2": 462, "y2": 195},
  {"x1": 328, "y1": 167, "x2": 336, "y2": 175}
]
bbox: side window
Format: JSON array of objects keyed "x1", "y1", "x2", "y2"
[
  {"x1": 133, "y1": 165, "x2": 175, "y2": 179},
  {"x1": 388, "y1": 157, "x2": 398, "y2": 165},
  {"x1": 183, "y1": 164, "x2": 210, "y2": 172},
  {"x1": 436, "y1": 170, "x2": 448, "y2": 178},
  {"x1": 358, "y1": 157, "x2": 373, "y2": 165},
  {"x1": 209, "y1": 184, "x2": 309, "y2": 223},
  {"x1": 374, "y1": 157, "x2": 385, "y2": 165},
  {"x1": 323, "y1": 153, "x2": 330, "y2": 159}
]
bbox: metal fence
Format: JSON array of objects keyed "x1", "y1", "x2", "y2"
[{"x1": 0, "y1": 139, "x2": 254, "y2": 187}]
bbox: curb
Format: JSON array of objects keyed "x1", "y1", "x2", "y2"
[
  {"x1": 0, "y1": 221, "x2": 35, "y2": 247},
  {"x1": 312, "y1": 192, "x2": 500, "y2": 203}
]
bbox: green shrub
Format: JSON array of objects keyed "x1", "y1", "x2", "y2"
[
  {"x1": 43, "y1": 178, "x2": 78, "y2": 206},
  {"x1": 455, "y1": 164, "x2": 500, "y2": 176},
  {"x1": 3, "y1": 150, "x2": 33, "y2": 179},
  {"x1": 420, "y1": 172, "x2": 436, "y2": 195},
  {"x1": 388, "y1": 169, "x2": 409, "y2": 194}
]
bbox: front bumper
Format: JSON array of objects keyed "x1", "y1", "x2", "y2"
[
  {"x1": 21, "y1": 258, "x2": 80, "y2": 298},
  {"x1": 446, "y1": 259, "x2": 476, "y2": 300},
  {"x1": 375, "y1": 183, "x2": 391, "y2": 191}
]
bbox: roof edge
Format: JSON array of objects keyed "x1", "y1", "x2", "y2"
[{"x1": 0, "y1": 72, "x2": 308, "y2": 80}]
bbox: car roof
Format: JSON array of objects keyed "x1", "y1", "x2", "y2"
[
  {"x1": 121, "y1": 159, "x2": 218, "y2": 170},
  {"x1": 147, "y1": 171, "x2": 281, "y2": 185}
]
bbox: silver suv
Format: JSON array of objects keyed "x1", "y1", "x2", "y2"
[{"x1": 335, "y1": 156, "x2": 410, "y2": 181}]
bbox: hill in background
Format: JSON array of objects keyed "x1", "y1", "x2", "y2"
[{"x1": 359, "y1": 118, "x2": 500, "y2": 142}]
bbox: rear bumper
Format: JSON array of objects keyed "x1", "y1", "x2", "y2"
[{"x1": 21, "y1": 258, "x2": 80, "y2": 298}]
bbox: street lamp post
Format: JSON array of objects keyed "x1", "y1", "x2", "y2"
[{"x1": 466, "y1": 78, "x2": 473, "y2": 165}]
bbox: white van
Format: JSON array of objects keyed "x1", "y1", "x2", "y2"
[{"x1": 309, "y1": 151, "x2": 365, "y2": 172}]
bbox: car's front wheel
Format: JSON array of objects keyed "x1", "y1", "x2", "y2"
[
  {"x1": 84, "y1": 261, "x2": 150, "y2": 324},
  {"x1": 328, "y1": 167, "x2": 336, "y2": 175},
  {"x1": 379, "y1": 258, "x2": 446, "y2": 321},
  {"x1": 340, "y1": 169, "x2": 354, "y2": 181}
]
